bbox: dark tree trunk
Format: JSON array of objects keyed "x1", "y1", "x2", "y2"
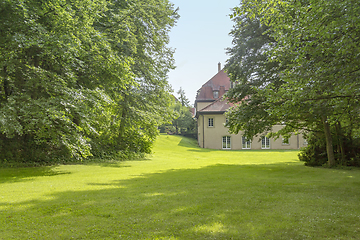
[
  {"x1": 118, "y1": 93, "x2": 128, "y2": 149},
  {"x1": 322, "y1": 116, "x2": 335, "y2": 167},
  {"x1": 335, "y1": 121, "x2": 346, "y2": 164}
]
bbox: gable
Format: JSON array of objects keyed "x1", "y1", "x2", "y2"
[{"x1": 195, "y1": 69, "x2": 231, "y2": 102}]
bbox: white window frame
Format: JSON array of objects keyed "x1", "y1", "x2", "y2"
[
  {"x1": 208, "y1": 118, "x2": 214, "y2": 127},
  {"x1": 222, "y1": 136, "x2": 231, "y2": 149},
  {"x1": 213, "y1": 91, "x2": 219, "y2": 99},
  {"x1": 224, "y1": 117, "x2": 229, "y2": 127},
  {"x1": 261, "y1": 136, "x2": 270, "y2": 149},
  {"x1": 242, "y1": 136, "x2": 251, "y2": 149}
]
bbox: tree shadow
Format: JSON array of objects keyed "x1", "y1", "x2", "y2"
[
  {"x1": 177, "y1": 137, "x2": 199, "y2": 148},
  {"x1": 0, "y1": 167, "x2": 71, "y2": 184},
  {"x1": 187, "y1": 148, "x2": 214, "y2": 152},
  {"x1": 177, "y1": 138, "x2": 216, "y2": 152}
]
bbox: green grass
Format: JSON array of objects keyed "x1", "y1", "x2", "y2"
[{"x1": 1, "y1": 134, "x2": 360, "y2": 239}]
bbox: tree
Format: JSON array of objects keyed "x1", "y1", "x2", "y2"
[
  {"x1": 177, "y1": 87, "x2": 190, "y2": 107},
  {"x1": 0, "y1": 0, "x2": 179, "y2": 162},
  {"x1": 0, "y1": 0, "x2": 113, "y2": 160},
  {"x1": 171, "y1": 102, "x2": 194, "y2": 135},
  {"x1": 160, "y1": 88, "x2": 196, "y2": 136},
  {"x1": 227, "y1": 0, "x2": 360, "y2": 167},
  {"x1": 225, "y1": 13, "x2": 284, "y2": 140},
  {"x1": 91, "y1": 0, "x2": 179, "y2": 156}
]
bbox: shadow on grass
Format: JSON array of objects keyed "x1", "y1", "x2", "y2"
[
  {"x1": 187, "y1": 148, "x2": 213, "y2": 152},
  {"x1": 177, "y1": 136, "x2": 203, "y2": 148},
  {"x1": 0, "y1": 167, "x2": 71, "y2": 184},
  {"x1": 2, "y1": 163, "x2": 360, "y2": 239}
]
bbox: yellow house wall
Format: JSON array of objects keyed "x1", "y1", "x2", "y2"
[
  {"x1": 198, "y1": 113, "x2": 306, "y2": 150},
  {"x1": 196, "y1": 102, "x2": 213, "y2": 112}
]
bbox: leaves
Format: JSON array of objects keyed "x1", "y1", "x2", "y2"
[
  {"x1": 0, "y1": 0, "x2": 178, "y2": 162},
  {"x1": 226, "y1": 0, "x2": 360, "y2": 166}
]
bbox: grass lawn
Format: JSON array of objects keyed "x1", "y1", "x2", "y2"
[{"x1": 1, "y1": 134, "x2": 360, "y2": 239}]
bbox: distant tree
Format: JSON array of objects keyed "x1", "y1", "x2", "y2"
[
  {"x1": 160, "y1": 88, "x2": 196, "y2": 136},
  {"x1": 172, "y1": 102, "x2": 195, "y2": 135},
  {"x1": 177, "y1": 87, "x2": 190, "y2": 107}
]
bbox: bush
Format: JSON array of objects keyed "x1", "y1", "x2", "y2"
[{"x1": 299, "y1": 131, "x2": 360, "y2": 167}]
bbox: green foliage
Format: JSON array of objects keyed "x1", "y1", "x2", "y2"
[
  {"x1": 172, "y1": 102, "x2": 195, "y2": 134},
  {"x1": 226, "y1": 0, "x2": 360, "y2": 166},
  {"x1": 160, "y1": 89, "x2": 196, "y2": 136},
  {"x1": 299, "y1": 127, "x2": 360, "y2": 167},
  {"x1": 177, "y1": 87, "x2": 190, "y2": 107},
  {"x1": 0, "y1": 0, "x2": 178, "y2": 163}
]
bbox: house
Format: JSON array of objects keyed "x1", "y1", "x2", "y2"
[{"x1": 195, "y1": 63, "x2": 306, "y2": 150}]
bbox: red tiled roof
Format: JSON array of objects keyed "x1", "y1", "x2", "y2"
[
  {"x1": 189, "y1": 107, "x2": 195, "y2": 117},
  {"x1": 197, "y1": 97, "x2": 234, "y2": 113},
  {"x1": 195, "y1": 69, "x2": 231, "y2": 101}
]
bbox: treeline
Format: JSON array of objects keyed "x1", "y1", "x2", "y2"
[
  {"x1": 159, "y1": 87, "x2": 196, "y2": 137},
  {"x1": 225, "y1": 0, "x2": 360, "y2": 167},
  {"x1": 0, "y1": 0, "x2": 178, "y2": 163}
]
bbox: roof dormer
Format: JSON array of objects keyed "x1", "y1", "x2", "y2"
[{"x1": 213, "y1": 90, "x2": 219, "y2": 99}]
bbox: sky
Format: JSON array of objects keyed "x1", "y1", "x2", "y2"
[{"x1": 167, "y1": 0, "x2": 239, "y2": 106}]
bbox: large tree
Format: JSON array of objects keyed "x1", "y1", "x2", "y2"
[
  {"x1": 0, "y1": 0, "x2": 178, "y2": 162},
  {"x1": 91, "y1": 0, "x2": 179, "y2": 156},
  {"x1": 226, "y1": 0, "x2": 360, "y2": 166}
]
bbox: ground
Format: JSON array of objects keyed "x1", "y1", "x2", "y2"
[{"x1": 1, "y1": 134, "x2": 360, "y2": 239}]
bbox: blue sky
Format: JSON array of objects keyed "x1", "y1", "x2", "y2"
[{"x1": 167, "y1": 0, "x2": 239, "y2": 105}]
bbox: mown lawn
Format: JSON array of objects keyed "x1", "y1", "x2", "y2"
[{"x1": 1, "y1": 134, "x2": 360, "y2": 239}]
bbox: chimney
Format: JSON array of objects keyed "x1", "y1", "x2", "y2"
[{"x1": 218, "y1": 62, "x2": 221, "y2": 72}]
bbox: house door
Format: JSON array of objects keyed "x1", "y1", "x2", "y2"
[
  {"x1": 222, "y1": 136, "x2": 231, "y2": 149},
  {"x1": 242, "y1": 136, "x2": 251, "y2": 149},
  {"x1": 261, "y1": 136, "x2": 270, "y2": 149}
]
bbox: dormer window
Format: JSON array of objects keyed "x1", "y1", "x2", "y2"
[{"x1": 213, "y1": 90, "x2": 219, "y2": 99}]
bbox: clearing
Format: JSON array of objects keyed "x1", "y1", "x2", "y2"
[{"x1": 1, "y1": 134, "x2": 360, "y2": 239}]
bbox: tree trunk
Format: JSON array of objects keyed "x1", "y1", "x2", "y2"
[
  {"x1": 348, "y1": 113, "x2": 357, "y2": 160},
  {"x1": 335, "y1": 121, "x2": 346, "y2": 164},
  {"x1": 118, "y1": 93, "x2": 128, "y2": 149},
  {"x1": 3, "y1": 66, "x2": 11, "y2": 99},
  {"x1": 322, "y1": 116, "x2": 335, "y2": 167}
]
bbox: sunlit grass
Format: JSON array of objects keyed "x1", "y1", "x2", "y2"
[{"x1": 1, "y1": 134, "x2": 360, "y2": 239}]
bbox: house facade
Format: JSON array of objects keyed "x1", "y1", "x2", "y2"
[{"x1": 195, "y1": 64, "x2": 306, "y2": 150}]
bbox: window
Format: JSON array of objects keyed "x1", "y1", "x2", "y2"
[
  {"x1": 282, "y1": 137, "x2": 290, "y2": 145},
  {"x1": 261, "y1": 136, "x2": 270, "y2": 149},
  {"x1": 224, "y1": 118, "x2": 229, "y2": 127},
  {"x1": 208, "y1": 118, "x2": 214, "y2": 127},
  {"x1": 242, "y1": 136, "x2": 251, "y2": 149},
  {"x1": 303, "y1": 139, "x2": 308, "y2": 145},
  {"x1": 222, "y1": 136, "x2": 231, "y2": 149},
  {"x1": 213, "y1": 91, "x2": 219, "y2": 99}
]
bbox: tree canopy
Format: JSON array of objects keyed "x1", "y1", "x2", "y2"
[
  {"x1": 0, "y1": 0, "x2": 178, "y2": 162},
  {"x1": 160, "y1": 88, "x2": 195, "y2": 136},
  {"x1": 226, "y1": 0, "x2": 360, "y2": 166}
]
